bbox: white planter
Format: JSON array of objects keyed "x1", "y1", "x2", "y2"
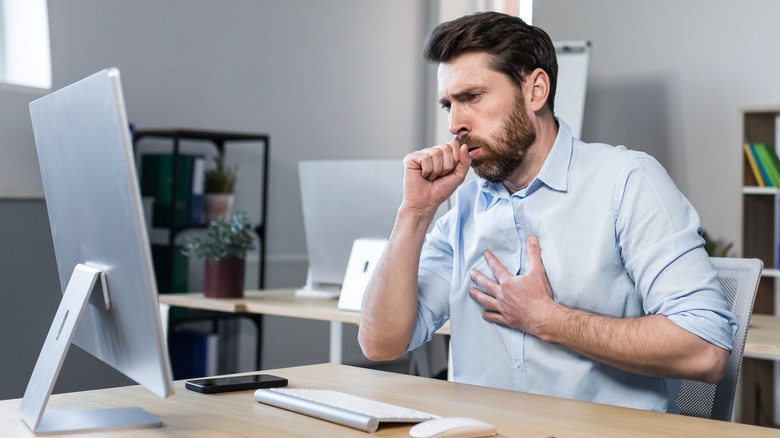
[{"x1": 204, "y1": 193, "x2": 235, "y2": 223}]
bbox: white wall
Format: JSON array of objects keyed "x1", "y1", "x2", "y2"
[
  {"x1": 0, "y1": 0, "x2": 434, "y2": 398},
  {"x1": 1, "y1": 0, "x2": 430, "y2": 266},
  {"x1": 0, "y1": 85, "x2": 46, "y2": 198},
  {"x1": 535, "y1": 0, "x2": 780, "y2": 253}
]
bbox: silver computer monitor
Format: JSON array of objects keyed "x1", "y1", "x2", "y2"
[
  {"x1": 296, "y1": 160, "x2": 447, "y2": 299},
  {"x1": 19, "y1": 68, "x2": 174, "y2": 434}
]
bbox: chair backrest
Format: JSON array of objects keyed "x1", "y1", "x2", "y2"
[{"x1": 675, "y1": 257, "x2": 763, "y2": 421}]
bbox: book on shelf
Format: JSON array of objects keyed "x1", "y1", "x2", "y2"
[
  {"x1": 140, "y1": 153, "x2": 207, "y2": 227},
  {"x1": 190, "y1": 157, "x2": 206, "y2": 226},
  {"x1": 765, "y1": 144, "x2": 780, "y2": 187},
  {"x1": 151, "y1": 244, "x2": 188, "y2": 294},
  {"x1": 744, "y1": 143, "x2": 766, "y2": 187},
  {"x1": 169, "y1": 328, "x2": 219, "y2": 380},
  {"x1": 751, "y1": 143, "x2": 780, "y2": 187}
]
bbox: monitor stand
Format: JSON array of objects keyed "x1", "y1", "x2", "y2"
[
  {"x1": 18, "y1": 264, "x2": 162, "y2": 434},
  {"x1": 294, "y1": 269, "x2": 341, "y2": 300}
]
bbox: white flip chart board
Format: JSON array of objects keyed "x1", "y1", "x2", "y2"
[{"x1": 553, "y1": 40, "x2": 592, "y2": 139}]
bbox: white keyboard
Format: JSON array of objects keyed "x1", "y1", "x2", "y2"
[{"x1": 253, "y1": 388, "x2": 439, "y2": 433}]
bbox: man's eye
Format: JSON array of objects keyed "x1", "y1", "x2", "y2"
[
  {"x1": 467, "y1": 93, "x2": 480, "y2": 101},
  {"x1": 441, "y1": 103, "x2": 451, "y2": 112}
]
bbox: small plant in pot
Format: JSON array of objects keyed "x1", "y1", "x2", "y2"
[
  {"x1": 204, "y1": 152, "x2": 238, "y2": 222},
  {"x1": 181, "y1": 209, "x2": 255, "y2": 298}
]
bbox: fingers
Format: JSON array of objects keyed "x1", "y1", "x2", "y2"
[
  {"x1": 525, "y1": 235, "x2": 545, "y2": 275},
  {"x1": 468, "y1": 286, "x2": 500, "y2": 315},
  {"x1": 467, "y1": 237, "x2": 550, "y2": 333},
  {"x1": 482, "y1": 250, "x2": 511, "y2": 283},
  {"x1": 469, "y1": 269, "x2": 497, "y2": 297},
  {"x1": 454, "y1": 142, "x2": 473, "y2": 178},
  {"x1": 468, "y1": 250, "x2": 510, "y2": 297},
  {"x1": 474, "y1": 239, "x2": 542, "y2": 286},
  {"x1": 415, "y1": 140, "x2": 462, "y2": 180}
]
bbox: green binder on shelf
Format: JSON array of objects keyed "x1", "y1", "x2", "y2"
[
  {"x1": 752, "y1": 143, "x2": 780, "y2": 187},
  {"x1": 151, "y1": 244, "x2": 188, "y2": 294},
  {"x1": 744, "y1": 143, "x2": 767, "y2": 186},
  {"x1": 140, "y1": 154, "x2": 200, "y2": 227}
]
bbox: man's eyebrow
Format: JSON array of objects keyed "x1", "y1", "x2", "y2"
[{"x1": 439, "y1": 87, "x2": 481, "y2": 106}]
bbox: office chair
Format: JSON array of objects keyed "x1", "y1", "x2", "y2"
[{"x1": 675, "y1": 257, "x2": 763, "y2": 421}]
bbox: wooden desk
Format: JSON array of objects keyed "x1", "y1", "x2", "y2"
[
  {"x1": 159, "y1": 289, "x2": 361, "y2": 364},
  {"x1": 160, "y1": 289, "x2": 360, "y2": 323},
  {"x1": 745, "y1": 314, "x2": 780, "y2": 361},
  {"x1": 1, "y1": 363, "x2": 777, "y2": 437},
  {"x1": 160, "y1": 289, "x2": 451, "y2": 364}
]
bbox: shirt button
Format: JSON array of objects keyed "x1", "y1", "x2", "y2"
[{"x1": 513, "y1": 360, "x2": 521, "y2": 368}]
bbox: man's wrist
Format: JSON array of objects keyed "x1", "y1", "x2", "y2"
[
  {"x1": 397, "y1": 202, "x2": 439, "y2": 225},
  {"x1": 536, "y1": 303, "x2": 575, "y2": 344}
]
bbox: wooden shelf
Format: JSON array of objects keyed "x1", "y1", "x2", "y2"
[
  {"x1": 763, "y1": 268, "x2": 780, "y2": 278},
  {"x1": 133, "y1": 128, "x2": 270, "y2": 290},
  {"x1": 740, "y1": 109, "x2": 780, "y2": 427},
  {"x1": 743, "y1": 186, "x2": 779, "y2": 195}
]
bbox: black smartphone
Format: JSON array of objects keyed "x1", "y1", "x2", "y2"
[{"x1": 185, "y1": 373, "x2": 288, "y2": 394}]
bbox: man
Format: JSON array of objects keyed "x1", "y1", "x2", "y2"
[{"x1": 358, "y1": 11, "x2": 737, "y2": 413}]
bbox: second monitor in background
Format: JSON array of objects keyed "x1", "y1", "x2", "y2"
[
  {"x1": 297, "y1": 160, "x2": 448, "y2": 301},
  {"x1": 296, "y1": 160, "x2": 400, "y2": 300}
]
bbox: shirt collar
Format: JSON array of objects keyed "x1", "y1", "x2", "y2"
[{"x1": 478, "y1": 118, "x2": 573, "y2": 208}]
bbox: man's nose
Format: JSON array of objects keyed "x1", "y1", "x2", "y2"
[{"x1": 448, "y1": 105, "x2": 470, "y2": 137}]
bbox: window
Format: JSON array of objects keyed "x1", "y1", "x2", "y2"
[
  {"x1": 0, "y1": 0, "x2": 51, "y2": 89},
  {"x1": 478, "y1": 0, "x2": 533, "y2": 23}
]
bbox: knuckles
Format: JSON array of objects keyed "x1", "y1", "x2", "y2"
[{"x1": 406, "y1": 144, "x2": 459, "y2": 165}]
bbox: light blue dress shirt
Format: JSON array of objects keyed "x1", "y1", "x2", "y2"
[{"x1": 410, "y1": 119, "x2": 737, "y2": 412}]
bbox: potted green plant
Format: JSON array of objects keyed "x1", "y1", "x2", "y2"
[
  {"x1": 702, "y1": 229, "x2": 734, "y2": 257},
  {"x1": 204, "y1": 152, "x2": 238, "y2": 222},
  {"x1": 181, "y1": 209, "x2": 255, "y2": 298}
]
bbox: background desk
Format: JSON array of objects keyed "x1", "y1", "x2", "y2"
[
  {"x1": 745, "y1": 314, "x2": 780, "y2": 361},
  {"x1": 160, "y1": 289, "x2": 777, "y2": 363},
  {"x1": 1, "y1": 363, "x2": 778, "y2": 437},
  {"x1": 159, "y1": 289, "x2": 451, "y2": 366},
  {"x1": 740, "y1": 314, "x2": 780, "y2": 426},
  {"x1": 159, "y1": 289, "x2": 360, "y2": 365}
]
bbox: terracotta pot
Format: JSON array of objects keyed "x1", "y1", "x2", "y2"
[{"x1": 203, "y1": 257, "x2": 245, "y2": 298}]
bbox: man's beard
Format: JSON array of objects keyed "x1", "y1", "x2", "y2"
[{"x1": 458, "y1": 95, "x2": 537, "y2": 183}]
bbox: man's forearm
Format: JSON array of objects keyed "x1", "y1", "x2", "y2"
[
  {"x1": 542, "y1": 308, "x2": 729, "y2": 383},
  {"x1": 358, "y1": 207, "x2": 436, "y2": 360}
]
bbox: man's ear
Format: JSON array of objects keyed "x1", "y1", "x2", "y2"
[{"x1": 527, "y1": 68, "x2": 550, "y2": 113}]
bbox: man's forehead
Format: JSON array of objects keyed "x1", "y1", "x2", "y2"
[
  {"x1": 436, "y1": 53, "x2": 504, "y2": 97},
  {"x1": 437, "y1": 52, "x2": 494, "y2": 78}
]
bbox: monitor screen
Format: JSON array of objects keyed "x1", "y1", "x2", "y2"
[
  {"x1": 298, "y1": 159, "x2": 448, "y2": 297},
  {"x1": 20, "y1": 68, "x2": 173, "y2": 433}
]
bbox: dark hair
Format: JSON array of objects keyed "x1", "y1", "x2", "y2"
[{"x1": 423, "y1": 12, "x2": 558, "y2": 112}]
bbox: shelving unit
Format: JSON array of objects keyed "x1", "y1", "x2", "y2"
[
  {"x1": 740, "y1": 109, "x2": 780, "y2": 426},
  {"x1": 133, "y1": 128, "x2": 270, "y2": 291},
  {"x1": 133, "y1": 128, "x2": 270, "y2": 377}
]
